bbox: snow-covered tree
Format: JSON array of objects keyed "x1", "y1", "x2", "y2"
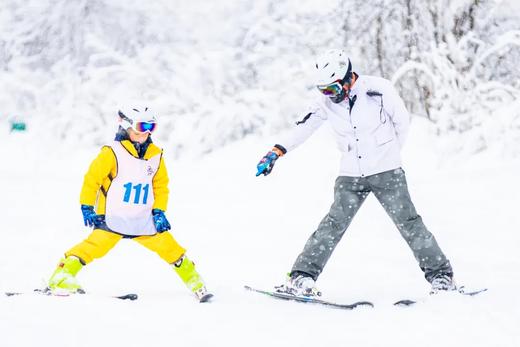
[{"x1": 1, "y1": 0, "x2": 518, "y2": 156}]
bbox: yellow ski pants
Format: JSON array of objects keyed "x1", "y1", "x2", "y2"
[{"x1": 65, "y1": 229, "x2": 186, "y2": 264}]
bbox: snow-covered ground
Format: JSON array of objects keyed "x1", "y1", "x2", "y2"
[{"x1": 1, "y1": 118, "x2": 519, "y2": 347}]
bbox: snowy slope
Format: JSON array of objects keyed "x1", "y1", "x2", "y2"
[{"x1": 1, "y1": 119, "x2": 519, "y2": 347}]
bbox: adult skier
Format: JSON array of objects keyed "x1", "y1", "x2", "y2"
[
  {"x1": 256, "y1": 49, "x2": 455, "y2": 297},
  {"x1": 47, "y1": 105, "x2": 212, "y2": 302}
]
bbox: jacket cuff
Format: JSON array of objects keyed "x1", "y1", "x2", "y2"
[{"x1": 273, "y1": 144, "x2": 287, "y2": 156}]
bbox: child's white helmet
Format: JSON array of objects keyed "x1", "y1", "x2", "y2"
[{"x1": 118, "y1": 105, "x2": 157, "y2": 133}]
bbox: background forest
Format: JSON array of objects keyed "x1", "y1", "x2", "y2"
[{"x1": 1, "y1": 0, "x2": 519, "y2": 157}]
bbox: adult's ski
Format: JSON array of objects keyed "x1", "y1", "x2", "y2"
[
  {"x1": 244, "y1": 285, "x2": 373, "y2": 310},
  {"x1": 394, "y1": 287, "x2": 488, "y2": 306}
]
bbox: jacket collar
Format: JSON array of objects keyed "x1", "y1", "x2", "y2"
[
  {"x1": 349, "y1": 72, "x2": 361, "y2": 97},
  {"x1": 114, "y1": 127, "x2": 160, "y2": 159}
]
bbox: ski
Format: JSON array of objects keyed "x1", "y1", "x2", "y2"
[
  {"x1": 393, "y1": 287, "x2": 488, "y2": 306},
  {"x1": 5, "y1": 288, "x2": 138, "y2": 301},
  {"x1": 244, "y1": 285, "x2": 373, "y2": 310}
]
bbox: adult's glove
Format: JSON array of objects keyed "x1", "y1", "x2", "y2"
[
  {"x1": 81, "y1": 205, "x2": 97, "y2": 227},
  {"x1": 152, "y1": 209, "x2": 171, "y2": 232},
  {"x1": 256, "y1": 145, "x2": 287, "y2": 177}
]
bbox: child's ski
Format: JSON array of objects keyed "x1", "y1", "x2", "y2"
[
  {"x1": 394, "y1": 287, "x2": 488, "y2": 306},
  {"x1": 244, "y1": 285, "x2": 373, "y2": 310},
  {"x1": 5, "y1": 288, "x2": 138, "y2": 301}
]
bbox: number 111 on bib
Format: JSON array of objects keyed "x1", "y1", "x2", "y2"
[{"x1": 123, "y1": 183, "x2": 150, "y2": 204}]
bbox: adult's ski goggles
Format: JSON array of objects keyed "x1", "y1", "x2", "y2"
[{"x1": 316, "y1": 81, "x2": 344, "y2": 97}]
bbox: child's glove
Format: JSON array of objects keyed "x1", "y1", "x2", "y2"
[
  {"x1": 81, "y1": 205, "x2": 97, "y2": 227},
  {"x1": 152, "y1": 209, "x2": 171, "y2": 232},
  {"x1": 256, "y1": 145, "x2": 286, "y2": 176}
]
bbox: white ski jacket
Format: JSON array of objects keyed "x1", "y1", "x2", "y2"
[{"x1": 280, "y1": 75, "x2": 410, "y2": 177}]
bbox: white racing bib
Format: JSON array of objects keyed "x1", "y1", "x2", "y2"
[{"x1": 105, "y1": 141, "x2": 161, "y2": 236}]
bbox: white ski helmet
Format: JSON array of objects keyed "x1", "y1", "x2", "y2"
[
  {"x1": 118, "y1": 105, "x2": 157, "y2": 134},
  {"x1": 314, "y1": 49, "x2": 352, "y2": 86}
]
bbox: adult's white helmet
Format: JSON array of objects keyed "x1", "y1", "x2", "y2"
[
  {"x1": 314, "y1": 49, "x2": 353, "y2": 103},
  {"x1": 314, "y1": 49, "x2": 353, "y2": 86},
  {"x1": 118, "y1": 105, "x2": 158, "y2": 134}
]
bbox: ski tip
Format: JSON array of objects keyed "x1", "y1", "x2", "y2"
[
  {"x1": 116, "y1": 293, "x2": 139, "y2": 301},
  {"x1": 5, "y1": 292, "x2": 21, "y2": 297},
  {"x1": 459, "y1": 287, "x2": 488, "y2": 296},
  {"x1": 356, "y1": 301, "x2": 375, "y2": 308},
  {"x1": 199, "y1": 293, "x2": 214, "y2": 303},
  {"x1": 393, "y1": 299, "x2": 417, "y2": 306}
]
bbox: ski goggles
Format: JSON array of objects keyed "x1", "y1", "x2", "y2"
[
  {"x1": 118, "y1": 111, "x2": 157, "y2": 134},
  {"x1": 316, "y1": 81, "x2": 344, "y2": 97},
  {"x1": 133, "y1": 121, "x2": 157, "y2": 134}
]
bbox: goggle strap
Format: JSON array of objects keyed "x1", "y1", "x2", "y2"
[{"x1": 118, "y1": 111, "x2": 133, "y2": 124}]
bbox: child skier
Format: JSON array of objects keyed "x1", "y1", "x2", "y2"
[{"x1": 47, "y1": 105, "x2": 212, "y2": 302}]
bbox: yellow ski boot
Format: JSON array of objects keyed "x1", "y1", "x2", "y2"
[
  {"x1": 173, "y1": 255, "x2": 212, "y2": 302},
  {"x1": 48, "y1": 256, "x2": 85, "y2": 294}
]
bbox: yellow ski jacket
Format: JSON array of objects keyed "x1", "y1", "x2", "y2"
[{"x1": 79, "y1": 140, "x2": 169, "y2": 214}]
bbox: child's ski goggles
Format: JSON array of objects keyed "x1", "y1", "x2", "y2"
[
  {"x1": 316, "y1": 81, "x2": 344, "y2": 97},
  {"x1": 118, "y1": 111, "x2": 157, "y2": 134},
  {"x1": 134, "y1": 121, "x2": 156, "y2": 133}
]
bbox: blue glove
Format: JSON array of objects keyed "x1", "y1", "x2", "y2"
[
  {"x1": 81, "y1": 205, "x2": 97, "y2": 227},
  {"x1": 152, "y1": 209, "x2": 171, "y2": 232},
  {"x1": 257, "y1": 145, "x2": 287, "y2": 176},
  {"x1": 256, "y1": 151, "x2": 279, "y2": 176}
]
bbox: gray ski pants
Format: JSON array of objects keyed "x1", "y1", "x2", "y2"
[{"x1": 291, "y1": 168, "x2": 453, "y2": 283}]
